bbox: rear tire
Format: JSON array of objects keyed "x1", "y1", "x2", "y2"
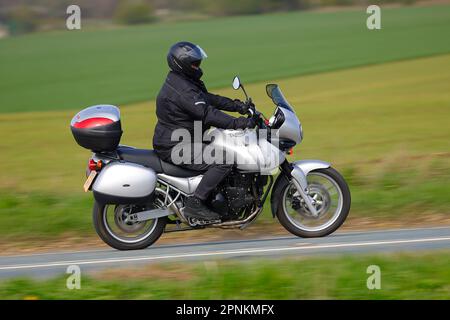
[
  {"x1": 276, "y1": 167, "x2": 351, "y2": 238},
  {"x1": 93, "y1": 201, "x2": 166, "y2": 250}
]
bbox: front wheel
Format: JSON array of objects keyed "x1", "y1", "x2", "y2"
[
  {"x1": 276, "y1": 167, "x2": 351, "y2": 238},
  {"x1": 93, "y1": 201, "x2": 166, "y2": 250}
]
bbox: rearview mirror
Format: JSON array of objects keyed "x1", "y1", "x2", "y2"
[{"x1": 232, "y1": 76, "x2": 241, "y2": 90}]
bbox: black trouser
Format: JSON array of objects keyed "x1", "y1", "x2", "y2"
[
  {"x1": 182, "y1": 162, "x2": 232, "y2": 201},
  {"x1": 156, "y1": 143, "x2": 232, "y2": 201}
]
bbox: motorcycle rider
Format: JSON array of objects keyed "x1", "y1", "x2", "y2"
[{"x1": 153, "y1": 41, "x2": 255, "y2": 221}]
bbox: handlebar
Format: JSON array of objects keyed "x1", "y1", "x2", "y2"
[
  {"x1": 233, "y1": 79, "x2": 268, "y2": 129},
  {"x1": 246, "y1": 101, "x2": 257, "y2": 119},
  {"x1": 246, "y1": 103, "x2": 267, "y2": 129}
]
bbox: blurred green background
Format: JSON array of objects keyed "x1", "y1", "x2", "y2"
[
  {"x1": 1, "y1": 5, "x2": 450, "y2": 112},
  {"x1": 0, "y1": 3, "x2": 449, "y2": 241},
  {"x1": 0, "y1": 0, "x2": 449, "y2": 299}
]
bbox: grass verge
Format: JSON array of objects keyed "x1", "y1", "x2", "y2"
[{"x1": 1, "y1": 251, "x2": 449, "y2": 299}]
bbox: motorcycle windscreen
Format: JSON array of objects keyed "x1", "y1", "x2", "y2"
[{"x1": 266, "y1": 84, "x2": 295, "y2": 113}]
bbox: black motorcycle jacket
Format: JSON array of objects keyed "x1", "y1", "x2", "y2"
[{"x1": 153, "y1": 71, "x2": 254, "y2": 161}]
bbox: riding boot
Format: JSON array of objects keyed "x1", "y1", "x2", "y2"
[{"x1": 184, "y1": 196, "x2": 220, "y2": 220}]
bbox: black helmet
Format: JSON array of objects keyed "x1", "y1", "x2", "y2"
[{"x1": 167, "y1": 41, "x2": 207, "y2": 80}]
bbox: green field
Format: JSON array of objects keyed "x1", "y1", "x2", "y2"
[
  {"x1": 1, "y1": 252, "x2": 449, "y2": 299},
  {"x1": 0, "y1": 5, "x2": 449, "y2": 242},
  {"x1": 0, "y1": 5, "x2": 450, "y2": 112}
]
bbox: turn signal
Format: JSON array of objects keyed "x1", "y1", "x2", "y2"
[{"x1": 287, "y1": 148, "x2": 294, "y2": 155}]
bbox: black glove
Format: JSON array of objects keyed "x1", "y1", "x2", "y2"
[
  {"x1": 246, "y1": 117, "x2": 256, "y2": 128},
  {"x1": 230, "y1": 116, "x2": 255, "y2": 130},
  {"x1": 234, "y1": 99, "x2": 250, "y2": 115}
]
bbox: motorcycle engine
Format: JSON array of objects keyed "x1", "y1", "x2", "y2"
[{"x1": 209, "y1": 172, "x2": 256, "y2": 218}]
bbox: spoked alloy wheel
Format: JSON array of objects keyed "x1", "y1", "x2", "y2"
[
  {"x1": 104, "y1": 204, "x2": 158, "y2": 243},
  {"x1": 93, "y1": 196, "x2": 166, "y2": 250},
  {"x1": 276, "y1": 167, "x2": 350, "y2": 237}
]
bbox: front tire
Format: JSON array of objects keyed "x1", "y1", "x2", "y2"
[
  {"x1": 276, "y1": 167, "x2": 351, "y2": 238},
  {"x1": 93, "y1": 202, "x2": 166, "y2": 250}
]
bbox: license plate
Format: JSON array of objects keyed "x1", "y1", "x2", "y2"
[{"x1": 83, "y1": 170, "x2": 97, "y2": 192}]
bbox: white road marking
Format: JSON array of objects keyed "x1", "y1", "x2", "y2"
[
  {"x1": 4, "y1": 226, "x2": 449, "y2": 259},
  {"x1": 1, "y1": 236, "x2": 450, "y2": 271}
]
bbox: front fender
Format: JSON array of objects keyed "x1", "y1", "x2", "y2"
[
  {"x1": 293, "y1": 160, "x2": 331, "y2": 176},
  {"x1": 270, "y1": 160, "x2": 331, "y2": 217}
]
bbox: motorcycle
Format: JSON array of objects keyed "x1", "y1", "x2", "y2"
[{"x1": 70, "y1": 76, "x2": 351, "y2": 250}]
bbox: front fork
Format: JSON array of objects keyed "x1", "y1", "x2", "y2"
[{"x1": 280, "y1": 161, "x2": 319, "y2": 217}]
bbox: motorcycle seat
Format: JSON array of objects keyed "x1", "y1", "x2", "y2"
[
  {"x1": 117, "y1": 146, "x2": 200, "y2": 178},
  {"x1": 160, "y1": 160, "x2": 202, "y2": 178}
]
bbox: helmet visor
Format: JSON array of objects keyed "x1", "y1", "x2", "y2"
[{"x1": 196, "y1": 45, "x2": 208, "y2": 59}]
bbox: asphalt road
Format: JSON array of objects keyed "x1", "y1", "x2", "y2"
[{"x1": 1, "y1": 226, "x2": 449, "y2": 279}]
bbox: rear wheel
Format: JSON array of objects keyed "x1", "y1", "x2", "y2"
[
  {"x1": 93, "y1": 197, "x2": 166, "y2": 250},
  {"x1": 276, "y1": 167, "x2": 351, "y2": 238}
]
